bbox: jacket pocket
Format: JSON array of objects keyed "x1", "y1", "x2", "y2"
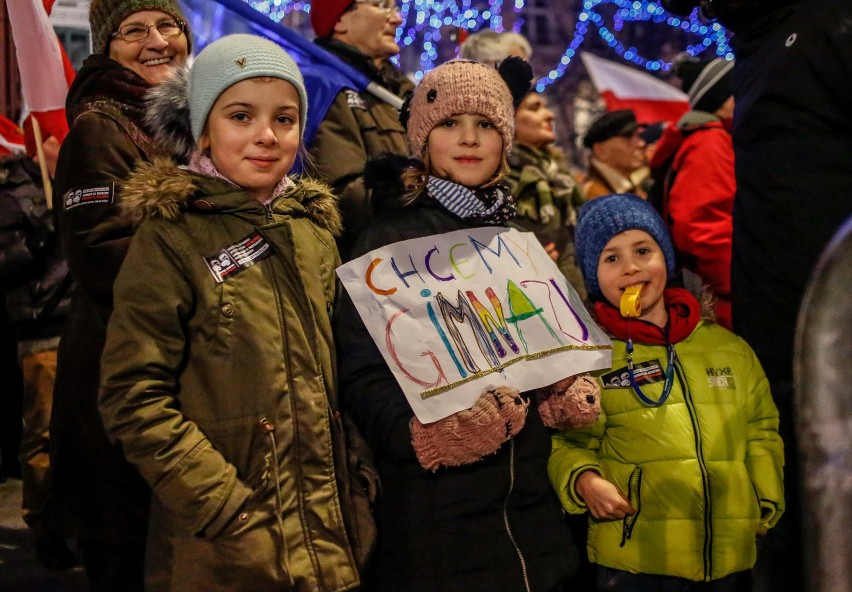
[
  {"x1": 210, "y1": 495, "x2": 290, "y2": 590},
  {"x1": 620, "y1": 466, "x2": 643, "y2": 547}
]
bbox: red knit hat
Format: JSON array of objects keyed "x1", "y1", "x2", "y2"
[{"x1": 310, "y1": 0, "x2": 352, "y2": 38}]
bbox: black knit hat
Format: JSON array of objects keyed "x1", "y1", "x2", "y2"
[
  {"x1": 582, "y1": 109, "x2": 639, "y2": 149},
  {"x1": 675, "y1": 55, "x2": 734, "y2": 114},
  {"x1": 89, "y1": 0, "x2": 191, "y2": 56}
]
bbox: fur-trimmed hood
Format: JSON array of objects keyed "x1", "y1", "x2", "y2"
[
  {"x1": 120, "y1": 157, "x2": 342, "y2": 236},
  {"x1": 144, "y1": 64, "x2": 194, "y2": 162}
]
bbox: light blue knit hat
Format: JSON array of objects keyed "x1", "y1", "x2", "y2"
[
  {"x1": 575, "y1": 193, "x2": 676, "y2": 301},
  {"x1": 188, "y1": 34, "x2": 307, "y2": 142}
]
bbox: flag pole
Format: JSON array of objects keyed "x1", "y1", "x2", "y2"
[{"x1": 30, "y1": 117, "x2": 54, "y2": 210}]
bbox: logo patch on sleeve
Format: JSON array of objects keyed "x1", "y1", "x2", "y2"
[
  {"x1": 204, "y1": 231, "x2": 274, "y2": 284},
  {"x1": 601, "y1": 360, "x2": 665, "y2": 389},
  {"x1": 64, "y1": 183, "x2": 115, "y2": 210},
  {"x1": 344, "y1": 89, "x2": 368, "y2": 111}
]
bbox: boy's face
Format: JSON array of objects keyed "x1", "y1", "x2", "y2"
[
  {"x1": 427, "y1": 113, "x2": 503, "y2": 188},
  {"x1": 200, "y1": 78, "x2": 301, "y2": 203},
  {"x1": 597, "y1": 229, "x2": 669, "y2": 328}
]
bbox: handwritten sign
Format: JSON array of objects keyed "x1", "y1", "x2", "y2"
[{"x1": 337, "y1": 227, "x2": 612, "y2": 423}]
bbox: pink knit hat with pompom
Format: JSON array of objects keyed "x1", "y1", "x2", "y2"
[{"x1": 405, "y1": 60, "x2": 518, "y2": 160}]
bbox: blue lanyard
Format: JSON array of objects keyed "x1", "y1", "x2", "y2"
[{"x1": 625, "y1": 338, "x2": 677, "y2": 407}]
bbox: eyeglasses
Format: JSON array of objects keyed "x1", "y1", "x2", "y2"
[
  {"x1": 353, "y1": 0, "x2": 400, "y2": 15},
  {"x1": 111, "y1": 19, "x2": 186, "y2": 43}
]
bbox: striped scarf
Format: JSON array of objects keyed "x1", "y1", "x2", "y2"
[{"x1": 426, "y1": 176, "x2": 516, "y2": 225}]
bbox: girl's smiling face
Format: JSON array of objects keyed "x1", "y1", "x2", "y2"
[
  {"x1": 597, "y1": 229, "x2": 669, "y2": 327},
  {"x1": 426, "y1": 113, "x2": 503, "y2": 188},
  {"x1": 199, "y1": 77, "x2": 301, "y2": 203}
]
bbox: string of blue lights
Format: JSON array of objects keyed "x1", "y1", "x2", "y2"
[{"x1": 243, "y1": 0, "x2": 731, "y2": 89}]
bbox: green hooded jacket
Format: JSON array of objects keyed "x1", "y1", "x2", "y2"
[{"x1": 99, "y1": 159, "x2": 361, "y2": 592}]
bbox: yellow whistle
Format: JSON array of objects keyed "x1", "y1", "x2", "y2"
[{"x1": 620, "y1": 284, "x2": 643, "y2": 317}]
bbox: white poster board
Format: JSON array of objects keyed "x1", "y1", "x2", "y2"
[{"x1": 337, "y1": 227, "x2": 612, "y2": 423}]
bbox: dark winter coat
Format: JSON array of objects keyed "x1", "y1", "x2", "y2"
[
  {"x1": 0, "y1": 155, "x2": 70, "y2": 339},
  {"x1": 50, "y1": 54, "x2": 163, "y2": 543},
  {"x1": 309, "y1": 38, "x2": 413, "y2": 257},
  {"x1": 99, "y1": 158, "x2": 360, "y2": 592},
  {"x1": 334, "y1": 192, "x2": 579, "y2": 592},
  {"x1": 730, "y1": 0, "x2": 852, "y2": 385}
]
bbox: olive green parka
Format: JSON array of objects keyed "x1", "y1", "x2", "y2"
[{"x1": 99, "y1": 158, "x2": 360, "y2": 592}]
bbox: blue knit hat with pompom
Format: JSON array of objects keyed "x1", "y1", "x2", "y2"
[{"x1": 575, "y1": 193, "x2": 676, "y2": 300}]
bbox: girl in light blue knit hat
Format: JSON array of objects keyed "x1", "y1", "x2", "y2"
[
  {"x1": 97, "y1": 34, "x2": 368, "y2": 592},
  {"x1": 550, "y1": 193, "x2": 784, "y2": 592}
]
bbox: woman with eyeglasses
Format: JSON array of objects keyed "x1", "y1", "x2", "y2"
[{"x1": 50, "y1": 1, "x2": 190, "y2": 590}]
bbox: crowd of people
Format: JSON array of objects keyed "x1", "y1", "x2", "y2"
[{"x1": 1, "y1": 0, "x2": 850, "y2": 590}]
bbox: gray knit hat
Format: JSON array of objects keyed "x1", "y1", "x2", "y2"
[
  {"x1": 675, "y1": 56, "x2": 734, "y2": 113},
  {"x1": 189, "y1": 34, "x2": 308, "y2": 142},
  {"x1": 88, "y1": 0, "x2": 190, "y2": 56},
  {"x1": 575, "y1": 193, "x2": 676, "y2": 301}
]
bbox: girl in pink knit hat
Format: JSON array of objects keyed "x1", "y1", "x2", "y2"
[{"x1": 335, "y1": 57, "x2": 599, "y2": 592}]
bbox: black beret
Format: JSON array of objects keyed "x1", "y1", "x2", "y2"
[{"x1": 583, "y1": 109, "x2": 639, "y2": 148}]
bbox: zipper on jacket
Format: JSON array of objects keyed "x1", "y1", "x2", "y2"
[
  {"x1": 264, "y1": 203, "x2": 274, "y2": 222},
  {"x1": 620, "y1": 467, "x2": 643, "y2": 547},
  {"x1": 502, "y1": 440, "x2": 532, "y2": 592},
  {"x1": 259, "y1": 417, "x2": 296, "y2": 587},
  {"x1": 673, "y1": 357, "x2": 714, "y2": 580}
]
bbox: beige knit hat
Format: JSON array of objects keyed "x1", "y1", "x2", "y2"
[
  {"x1": 89, "y1": 0, "x2": 191, "y2": 56},
  {"x1": 405, "y1": 59, "x2": 523, "y2": 160}
]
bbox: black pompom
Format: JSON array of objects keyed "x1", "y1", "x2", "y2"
[
  {"x1": 399, "y1": 90, "x2": 414, "y2": 129},
  {"x1": 497, "y1": 56, "x2": 534, "y2": 108}
]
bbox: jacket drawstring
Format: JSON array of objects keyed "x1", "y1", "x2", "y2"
[{"x1": 260, "y1": 417, "x2": 295, "y2": 587}]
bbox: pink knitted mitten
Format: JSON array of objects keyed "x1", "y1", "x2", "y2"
[
  {"x1": 410, "y1": 386, "x2": 529, "y2": 472},
  {"x1": 536, "y1": 374, "x2": 601, "y2": 429}
]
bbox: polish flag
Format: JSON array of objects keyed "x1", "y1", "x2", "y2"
[
  {"x1": 7, "y1": 0, "x2": 75, "y2": 146},
  {"x1": 0, "y1": 115, "x2": 25, "y2": 157},
  {"x1": 581, "y1": 52, "x2": 689, "y2": 124}
]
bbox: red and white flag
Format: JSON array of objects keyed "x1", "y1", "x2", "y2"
[
  {"x1": 0, "y1": 115, "x2": 25, "y2": 157},
  {"x1": 7, "y1": 0, "x2": 75, "y2": 149},
  {"x1": 581, "y1": 52, "x2": 689, "y2": 124}
]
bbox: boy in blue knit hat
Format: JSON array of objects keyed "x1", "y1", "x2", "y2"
[{"x1": 549, "y1": 193, "x2": 784, "y2": 591}]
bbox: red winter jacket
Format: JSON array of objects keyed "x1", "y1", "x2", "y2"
[{"x1": 651, "y1": 114, "x2": 734, "y2": 329}]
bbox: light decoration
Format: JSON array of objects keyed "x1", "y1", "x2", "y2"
[
  {"x1": 242, "y1": 0, "x2": 730, "y2": 89},
  {"x1": 536, "y1": 0, "x2": 731, "y2": 91}
]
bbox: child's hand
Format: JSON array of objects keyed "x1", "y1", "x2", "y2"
[
  {"x1": 544, "y1": 242, "x2": 560, "y2": 262},
  {"x1": 575, "y1": 471, "x2": 635, "y2": 520}
]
